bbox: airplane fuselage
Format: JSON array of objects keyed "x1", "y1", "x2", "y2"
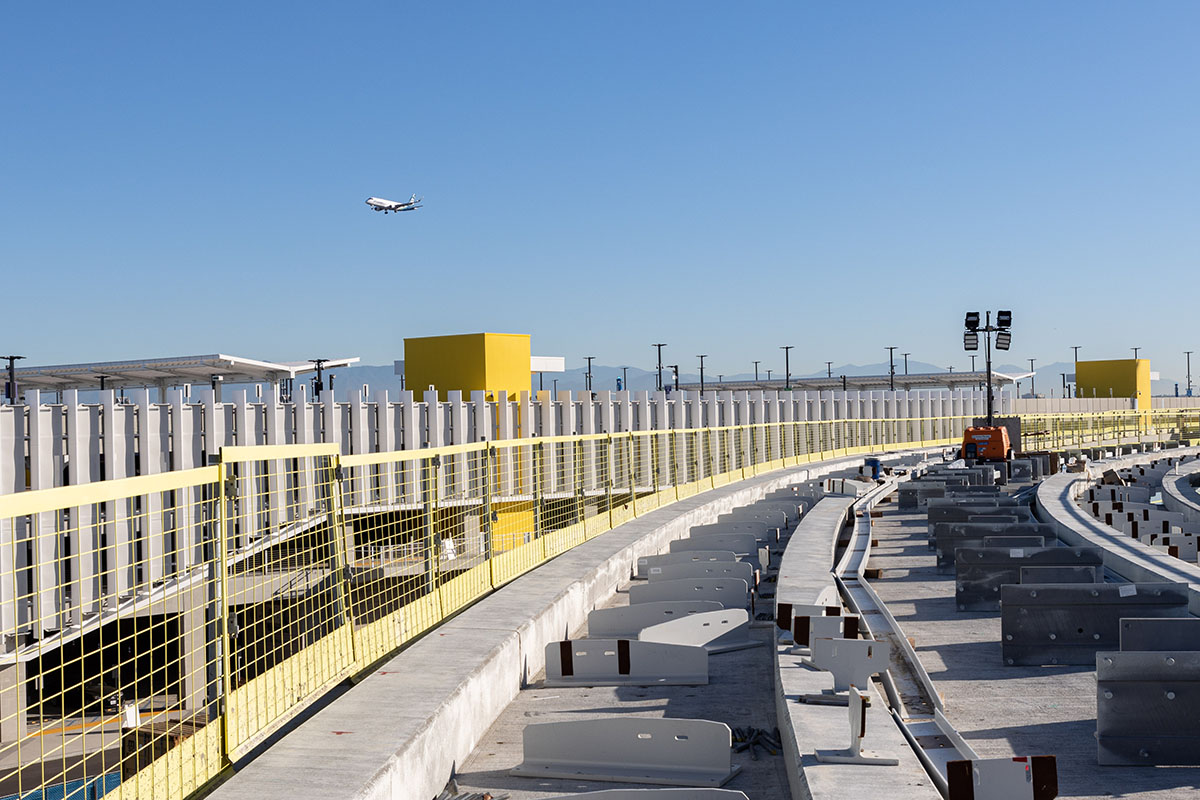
[{"x1": 366, "y1": 196, "x2": 422, "y2": 213}]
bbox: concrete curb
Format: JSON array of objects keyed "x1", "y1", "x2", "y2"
[{"x1": 208, "y1": 456, "x2": 874, "y2": 800}]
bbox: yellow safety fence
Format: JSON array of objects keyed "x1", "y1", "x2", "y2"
[{"x1": 0, "y1": 409, "x2": 1197, "y2": 800}]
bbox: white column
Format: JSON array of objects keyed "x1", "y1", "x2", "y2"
[
  {"x1": 633, "y1": 390, "x2": 652, "y2": 487},
  {"x1": 136, "y1": 390, "x2": 168, "y2": 587},
  {"x1": 518, "y1": 391, "x2": 535, "y2": 497},
  {"x1": 102, "y1": 392, "x2": 136, "y2": 603},
  {"x1": 27, "y1": 395, "x2": 60, "y2": 634},
  {"x1": 496, "y1": 392, "x2": 516, "y2": 496},
  {"x1": 578, "y1": 391, "x2": 597, "y2": 491},
  {"x1": 0, "y1": 406, "x2": 25, "y2": 634}
]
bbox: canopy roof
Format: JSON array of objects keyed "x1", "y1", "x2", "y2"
[
  {"x1": 679, "y1": 370, "x2": 1030, "y2": 393},
  {"x1": 13, "y1": 354, "x2": 360, "y2": 391}
]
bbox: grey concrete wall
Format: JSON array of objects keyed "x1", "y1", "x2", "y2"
[{"x1": 208, "y1": 452, "x2": 928, "y2": 800}]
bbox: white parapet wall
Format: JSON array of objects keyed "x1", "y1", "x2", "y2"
[{"x1": 0, "y1": 387, "x2": 998, "y2": 497}]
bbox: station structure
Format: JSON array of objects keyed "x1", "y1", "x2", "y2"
[{"x1": 0, "y1": 340, "x2": 1197, "y2": 800}]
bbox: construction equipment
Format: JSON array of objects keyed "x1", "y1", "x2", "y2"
[{"x1": 960, "y1": 425, "x2": 1012, "y2": 463}]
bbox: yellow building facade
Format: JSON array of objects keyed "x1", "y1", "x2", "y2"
[
  {"x1": 1075, "y1": 359, "x2": 1151, "y2": 409},
  {"x1": 404, "y1": 333, "x2": 532, "y2": 401}
]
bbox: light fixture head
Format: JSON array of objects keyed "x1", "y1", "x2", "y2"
[
  {"x1": 965, "y1": 311, "x2": 981, "y2": 331},
  {"x1": 997, "y1": 310, "x2": 1012, "y2": 328},
  {"x1": 963, "y1": 331, "x2": 979, "y2": 351},
  {"x1": 996, "y1": 331, "x2": 1012, "y2": 351}
]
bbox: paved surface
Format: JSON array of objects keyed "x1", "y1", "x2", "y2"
[
  {"x1": 454, "y1": 584, "x2": 789, "y2": 799},
  {"x1": 869, "y1": 492, "x2": 1200, "y2": 799}
]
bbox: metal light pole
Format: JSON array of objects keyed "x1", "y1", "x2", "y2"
[
  {"x1": 1028, "y1": 358, "x2": 1036, "y2": 397},
  {"x1": 669, "y1": 365, "x2": 680, "y2": 391},
  {"x1": 1186, "y1": 351, "x2": 1194, "y2": 397},
  {"x1": 697, "y1": 354, "x2": 708, "y2": 393},
  {"x1": 1072, "y1": 346, "x2": 1081, "y2": 363},
  {"x1": 886, "y1": 346, "x2": 897, "y2": 391},
  {"x1": 653, "y1": 343, "x2": 667, "y2": 392},
  {"x1": 1131, "y1": 347, "x2": 1141, "y2": 360},
  {"x1": 766, "y1": 369, "x2": 772, "y2": 381},
  {"x1": 3, "y1": 355, "x2": 25, "y2": 405},
  {"x1": 780, "y1": 346, "x2": 794, "y2": 390},
  {"x1": 309, "y1": 358, "x2": 328, "y2": 396},
  {"x1": 963, "y1": 310, "x2": 1011, "y2": 428},
  {"x1": 1061, "y1": 373, "x2": 1068, "y2": 398},
  {"x1": 902, "y1": 353, "x2": 910, "y2": 375},
  {"x1": 948, "y1": 365, "x2": 954, "y2": 374},
  {"x1": 553, "y1": 378, "x2": 558, "y2": 394},
  {"x1": 584, "y1": 356, "x2": 595, "y2": 391},
  {"x1": 970, "y1": 355, "x2": 977, "y2": 371},
  {"x1": 825, "y1": 361, "x2": 833, "y2": 378},
  {"x1": 621, "y1": 366, "x2": 628, "y2": 390},
  {"x1": 753, "y1": 360, "x2": 761, "y2": 382}
]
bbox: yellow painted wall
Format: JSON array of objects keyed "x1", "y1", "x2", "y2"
[
  {"x1": 1076, "y1": 359, "x2": 1151, "y2": 409},
  {"x1": 483, "y1": 334, "x2": 533, "y2": 401},
  {"x1": 404, "y1": 333, "x2": 531, "y2": 401}
]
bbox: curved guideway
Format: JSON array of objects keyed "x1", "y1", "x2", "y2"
[
  {"x1": 1162, "y1": 459, "x2": 1200, "y2": 526},
  {"x1": 1036, "y1": 448, "x2": 1200, "y2": 613},
  {"x1": 867, "y1": 447, "x2": 1200, "y2": 799}
]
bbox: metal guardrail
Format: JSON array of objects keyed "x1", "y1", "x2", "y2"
[{"x1": 0, "y1": 410, "x2": 1196, "y2": 800}]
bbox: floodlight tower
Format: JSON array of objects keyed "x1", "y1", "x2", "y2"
[{"x1": 963, "y1": 310, "x2": 1012, "y2": 427}]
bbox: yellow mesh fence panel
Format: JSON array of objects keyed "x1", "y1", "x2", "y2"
[{"x1": 0, "y1": 468, "x2": 222, "y2": 800}]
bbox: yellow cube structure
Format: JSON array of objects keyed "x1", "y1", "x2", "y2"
[
  {"x1": 1075, "y1": 359, "x2": 1151, "y2": 409},
  {"x1": 404, "y1": 333, "x2": 531, "y2": 401}
]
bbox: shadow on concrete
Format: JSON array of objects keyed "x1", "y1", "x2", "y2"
[{"x1": 962, "y1": 717, "x2": 1200, "y2": 799}]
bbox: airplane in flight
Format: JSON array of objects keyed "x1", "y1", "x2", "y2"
[{"x1": 365, "y1": 194, "x2": 423, "y2": 214}]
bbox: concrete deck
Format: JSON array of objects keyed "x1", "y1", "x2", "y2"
[
  {"x1": 869, "y1": 495, "x2": 1200, "y2": 799},
  {"x1": 453, "y1": 588, "x2": 789, "y2": 799}
]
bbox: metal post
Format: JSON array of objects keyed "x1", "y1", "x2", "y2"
[
  {"x1": 697, "y1": 354, "x2": 707, "y2": 393},
  {"x1": 753, "y1": 361, "x2": 760, "y2": 382},
  {"x1": 903, "y1": 353, "x2": 910, "y2": 375},
  {"x1": 1187, "y1": 351, "x2": 1194, "y2": 397},
  {"x1": 1028, "y1": 358, "x2": 1036, "y2": 397},
  {"x1": 669, "y1": 365, "x2": 679, "y2": 392},
  {"x1": 585, "y1": 356, "x2": 595, "y2": 392},
  {"x1": 422, "y1": 455, "x2": 440, "y2": 594},
  {"x1": 621, "y1": 367, "x2": 628, "y2": 390},
  {"x1": 483, "y1": 446, "x2": 495, "y2": 568},
  {"x1": 1072, "y1": 345, "x2": 1081, "y2": 363},
  {"x1": 653, "y1": 343, "x2": 667, "y2": 392},
  {"x1": 309, "y1": 358, "x2": 328, "y2": 396},
  {"x1": 2, "y1": 356, "x2": 24, "y2": 404},
  {"x1": 886, "y1": 346, "x2": 897, "y2": 391},
  {"x1": 985, "y1": 311, "x2": 994, "y2": 427},
  {"x1": 825, "y1": 361, "x2": 833, "y2": 378},
  {"x1": 781, "y1": 345, "x2": 794, "y2": 390}
]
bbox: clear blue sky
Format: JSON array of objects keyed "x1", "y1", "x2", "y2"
[{"x1": 3, "y1": 3, "x2": 1197, "y2": 381}]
